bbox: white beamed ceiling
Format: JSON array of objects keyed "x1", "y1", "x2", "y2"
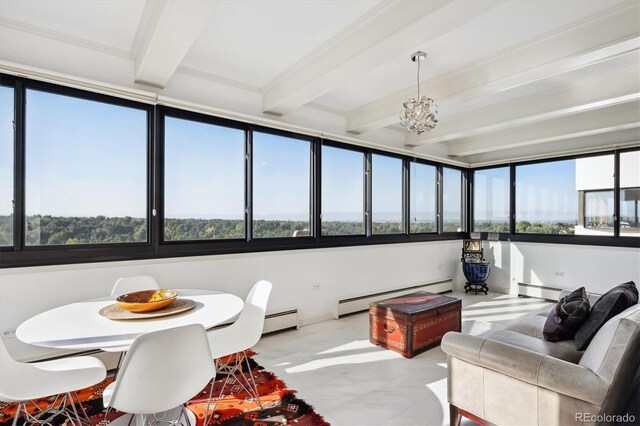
[{"x1": 0, "y1": 0, "x2": 638, "y2": 165}]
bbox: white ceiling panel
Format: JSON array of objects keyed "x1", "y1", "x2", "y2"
[
  {"x1": 0, "y1": 0, "x2": 636, "y2": 165},
  {"x1": 0, "y1": 0, "x2": 144, "y2": 52},
  {"x1": 315, "y1": 0, "x2": 627, "y2": 112},
  {"x1": 181, "y1": 0, "x2": 381, "y2": 87}
]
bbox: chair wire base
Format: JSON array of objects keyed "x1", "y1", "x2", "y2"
[
  {"x1": 204, "y1": 351, "x2": 262, "y2": 425},
  {"x1": 12, "y1": 391, "x2": 90, "y2": 426}
]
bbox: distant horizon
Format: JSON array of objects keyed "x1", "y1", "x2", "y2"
[{"x1": 0, "y1": 214, "x2": 581, "y2": 225}]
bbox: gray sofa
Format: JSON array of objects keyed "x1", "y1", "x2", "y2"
[{"x1": 442, "y1": 290, "x2": 640, "y2": 426}]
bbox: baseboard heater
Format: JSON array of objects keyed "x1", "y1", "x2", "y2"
[
  {"x1": 262, "y1": 308, "x2": 299, "y2": 334},
  {"x1": 518, "y1": 283, "x2": 563, "y2": 301},
  {"x1": 333, "y1": 279, "x2": 453, "y2": 319},
  {"x1": 208, "y1": 307, "x2": 299, "y2": 334}
]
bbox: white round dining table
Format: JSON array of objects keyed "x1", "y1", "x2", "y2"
[{"x1": 16, "y1": 289, "x2": 243, "y2": 351}]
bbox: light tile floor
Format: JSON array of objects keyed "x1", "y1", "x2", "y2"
[{"x1": 253, "y1": 291, "x2": 553, "y2": 426}]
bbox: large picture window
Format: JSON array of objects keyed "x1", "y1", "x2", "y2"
[
  {"x1": 24, "y1": 89, "x2": 148, "y2": 245},
  {"x1": 443, "y1": 167, "x2": 463, "y2": 232},
  {"x1": 164, "y1": 117, "x2": 245, "y2": 241},
  {"x1": 473, "y1": 167, "x2": 509, "y2": 233},
  {"x1": 321, "y1": 145, "x2": 365, "y2": 236},
  {"x1": 410, "y1": 162, "x2": 436, "y2": 233},
  {"x1": 515, "y1": 155, "x2": 614, "y2": 235},
  {"x1": 2, "y1": 74, "x2": 636, "y2": 268},
  {"x1": 252, "y1": 132, "x2": 311, "y2": 238},
  {"x1": 371, "y1": 154, "x2": 403, "y2": 234},
  {"x1": 0, "y1": 86, "x2": 13, "y2": 247}
]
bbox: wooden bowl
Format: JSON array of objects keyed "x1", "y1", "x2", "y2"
[{"x1": 116, "y1": 289, "x2": 178, "y2": 313}]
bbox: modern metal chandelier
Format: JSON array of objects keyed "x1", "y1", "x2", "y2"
[{"x1": 400, "y1": 51, "x2": 438, "y2": 135}]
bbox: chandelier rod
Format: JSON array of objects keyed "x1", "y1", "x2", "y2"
[{"x1": 416, "y1": 58, "x2": 421, "y2": 100}]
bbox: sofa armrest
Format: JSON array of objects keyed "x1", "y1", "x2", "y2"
[
  {"x1": 441, "y1": 332, "x2": 609, "y2": 405},
  {"x1": 442, "y1": 332, "x2": 543, "y2": 383},
  {"x1": 537, "y1": 355, "x2": 609, "y2": 406}
]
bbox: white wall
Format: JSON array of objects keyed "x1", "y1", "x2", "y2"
[
  {"x1": 483, "y1": 241, "x2": 640, "y2": 295},
  {"x1": 0, "y1": 241, "x2": 464, "y2": 360},
  {"x1": 2, "y1": 239, "x2": 638, "y2": 361}
]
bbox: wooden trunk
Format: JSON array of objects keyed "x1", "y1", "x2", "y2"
[{"x1": 369, "y1": 291, "x2": 462, "y2": 358}]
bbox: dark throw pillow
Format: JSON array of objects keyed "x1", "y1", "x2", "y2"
[
  {"x1": 574, "y1": 281, "x2": 638, "y2": 351},
  {"x1": 543, "y1": 287, "x2": 590, "y2": 342}
]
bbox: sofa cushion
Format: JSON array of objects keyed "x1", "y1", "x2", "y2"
[
  {"x1": 543, "y1": 287, "x2": 590, "y2": 342},
  {"x1": 575, "y1": 281, "x2": 638, "y2": 350},
  {"x1": 487, "y1": 328, "x2": 583, "y2": 364},
  {"x1": 579, "y1": 303, "x2": 640, "y2": 374},
  {"x1": 559, "y1": 288, "x2": 601, "y2": 306}
]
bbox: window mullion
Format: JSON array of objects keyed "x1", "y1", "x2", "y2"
[
  {"x1": 312, "y1": 138, "x2": 320, "y2": 240},
  {"x1": 246, "y1": 129, "x2": 253, "y2": 241},
  {"x1": 509, "y1": 164, "x2": 516, "y2": 235},
  {"x1": 365, "y1": 152, "x2": 372, "y2": 237},
  {"x1": 468, "y1": 169, "x2": 474, "y2": 234},
  {"x1": 151, "y1": 105, "x2": 160, "y2": 249},
  {"x1": 402, "y1": 158, "x2": 409, "y2": 235},
  {"x1": 436, "y1": 166, "x2": 443, "y2": 234},
  {"x1": 14, "y1": 79, "x2": 25, "y2": 250},
  {"x1": 614, "y1": 150, "x2": 620, "y2": 238}
]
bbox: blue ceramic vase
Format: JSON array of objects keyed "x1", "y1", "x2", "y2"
[{"x1": 462, "y1": 261, "x2": 491, "y2": 284}]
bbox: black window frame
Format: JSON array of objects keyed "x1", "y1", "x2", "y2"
[
  {"x1": 408, "y1": 157, "x2": 440, "y2": 235},
  {"x1": 0, "y1": 74, "x2": 156, "y2": 267},
  {"x1": 473, "y1": 149, "x2": 639, "y2": 247},
  {"x1": 618, "y1": 149, "x2": 640, "y2": 238},
  {"x1": 249, "y1": 125, "x2": 316, "y2": 242},
  {"x1": 0, "y1": 81, "x2": 16, "y2": 249},
  {"x1": 158, "y1": 106, "x2": 249, "y2": 245},
  {"x1": 441, "y1": 165, "x2": 467, "y2": 234},
  {"x1": 370, "y1": 150, "x2": 405, "y2": 237},
  {"x1": 471, "y1": 164, "x2": 511, "y2": 234},
  {"x1": 13, "y1": 73, "x2": 640, "y2": 266},
  {"x1": 319, "y1": 140, "x2": 367, "y2": 238}
]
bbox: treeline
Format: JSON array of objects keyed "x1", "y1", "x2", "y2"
[
  {"x1": 0, "y1": 216, "x2": 414, "y2": 245},
  {"x1": 0, "y1": 215, "x2": 579, "y2": 246},
  {"x1": 474, "y1": 220, "x2": 575, "y2": 234}
]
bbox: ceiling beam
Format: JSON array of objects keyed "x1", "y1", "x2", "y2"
[
  {"x1": 405, "y1": 69, "x2": 640, "y2": 147},
  {"x1": 133, "y1": 0, "x2": 216, "y2": 88},
  {"x1": 347, "y1": 3, "x2": 640, "y2": 134},
  {"x1": 463, "y1": 129, "x2": 640, "y2": 167},
  {"x1": 446, "y1": 102, "x2": 640, "y2": 157},
  {"x1": 262, "y1": 0, "x2": 501, "y2": 116}
]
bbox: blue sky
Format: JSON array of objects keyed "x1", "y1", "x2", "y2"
[
  {"x1": 474, "y1": 166, "x2": 509, "y2": 222},
  {"x1": 5, "y1": 88, "x2": 411, "y2": 222},
  {"x1": 24, "y1": 89, "x2": 147, "y2": 218},
  {"x1": 322, "y1": 145, "x2": 363, "y2": 221},
  {"x1": 0, "y1": 88, "x2": 606, "y2": 224},
  {"x1": 410, "y1": 162, "x2": 436, "y2": 222},
  {"x1": 252, "y1": 131, "x2": 310, "y2": 220},
  {"x1": 372, "y1": 154, "x2": 402, "y2": 222},
  {"x1": 516, "y1": 160, "x2": 578, "y2": 222},
  {"x1": 165, "y1": 117, "x2": 244, "y2": 219},
  {"x1": 443, "y1": 167, "x2": 462, "y2": 222}
]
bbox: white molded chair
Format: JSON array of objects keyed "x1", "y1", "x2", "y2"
[
  {"x1": 110, "y1": 275, "x2": 160, "y2": 296},
  {"x1": 205, "y1": 280, "x2": 272, "y2": 417},
  {"x1": 0, "y1": 338, "x2": 106, "y2": 426},
  {"x1": 103, "y1": 276, "x2": 161, "y2": 356},
  {"x1": 103, "y1": 323, "x2": 215, "y2": 425}
]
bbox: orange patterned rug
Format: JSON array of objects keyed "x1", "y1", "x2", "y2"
[{"x1": 0, "y1": 352, "x2": 329, "y2": 426}]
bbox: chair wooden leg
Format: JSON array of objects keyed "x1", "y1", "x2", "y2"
[{"x1": 450, "y1": 404, "x2": 461, "y2": 426}]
